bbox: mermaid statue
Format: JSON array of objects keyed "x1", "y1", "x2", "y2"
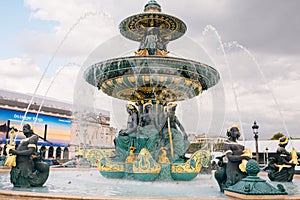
[
  {"x1": 214, "y1": 125, "x2": 251, "y2": 192},
  {"x1": 6, "y1": 124, "x2": 49, "y2": 187}
]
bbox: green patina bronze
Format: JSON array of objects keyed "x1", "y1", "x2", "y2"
[
  {"x1": 84, "y1": 0, "x2": 218, "y2": 181},
  {"x1": 119, "y1": 0, "x2": 186, "y2": 42},
  {"x1": 84, "y1": 56, "x2": 219, "y2": 103},
  {"x1": 224, "y1": 159, "x2": 287, "y2": 195}
]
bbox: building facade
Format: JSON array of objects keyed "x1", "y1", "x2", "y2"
[{"x1": 0, "y1": 89, "x2": 117, "y2": 162}]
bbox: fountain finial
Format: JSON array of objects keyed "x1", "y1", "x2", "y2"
[{"x1": 144, "y1": 0, "x2": 161, "y2": 12}]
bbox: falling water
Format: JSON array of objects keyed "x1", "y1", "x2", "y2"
[
  {"x1": 13, "y1": 10, "x2": 112, "y2": 140},
  {"x1": 33, "y1": 63, "x2": 81, "y2": 125},
  {"x1": 187, "y1": 39, "x2": 226, "y2": 137},
  {"x1": 225, "y1": 41, "x2": 290, "y2": 137},
  {"x1": 202, "y1": 25, "x2": 245, "y2": 142},
  {"x1": 193, "y1": 36, "x2": 227, "y2": 137},
  {"x1": 168, "y1": 36, "x2": 226, "y2": 137}
]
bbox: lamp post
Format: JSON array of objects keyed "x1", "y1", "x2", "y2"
[
  {"x1": 265, "y1": 147, "x2": 269, "y2": 165},
  {"x1": 252, "y1": 121, "x2": 259, "y2": 163}
]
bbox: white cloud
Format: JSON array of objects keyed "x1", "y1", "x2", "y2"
[
  {"x1": 22, "y1": 0, "x2": 117, "y2": 61},
  {"x1": 44, "y1": 65, "x2": 80, "y2": 102},
  {"x1": 0, "y1": 57, "x2": 79, "y2": 102},
  {"x1": 1, "y1": 0, "x2": 299, "y2": 139},
  {"x1": 0, "y1": 57, "x2": 41, "y2": 93}
]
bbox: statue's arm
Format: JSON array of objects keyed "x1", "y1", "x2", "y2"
[
  {"x1": 11, "y1": 147, "x2": 35, "y2": 156},
  {"x1": 277, "y1": 147, "x2": 292, "y2": 164},
  {"x1": 223, "y1": 143, "x2": 247, "y2": 162},
  {"x1": 281, "y1": 148, "x2": 291, "y2": 156},
  {"x1": 11, "y1": 135, "x2": 38, "y2": 156},
  {"x1": 226, "y1": 153, "x2": 246, "y2": 162}
]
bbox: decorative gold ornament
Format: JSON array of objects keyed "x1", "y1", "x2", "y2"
[
  {"x1": 157, "y1": 147, "x2": 170, "y2": 164},
  {"x1": 239, "y1": 149, "x2": 252, "y2": 172},
  {"x1": 171, "y1": 150, "x2": 210, "y2": 173},
  {"x1": 125, "y1": 146, "x2": 137, "y2": 164},
  {"x1": 135, "y1": 49, "x2": 149, "y2": 56},
  {"x1": 133, "y1": 148, "x2": 161, "y2": 174}
]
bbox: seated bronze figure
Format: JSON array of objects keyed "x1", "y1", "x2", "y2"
[
  {"x1": 265, "y1": 136, "x2": 299, "y2": 182},
  {"x1": 214, "y1": 125, "x2": 251, "y2": 192}
]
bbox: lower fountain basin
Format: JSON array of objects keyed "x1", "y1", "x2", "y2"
[
  {"x1": 1, "y1": 168, "x2": 300, "y2": 199},
  {"x1": 1, "y1": 168, "x2": 225, "y2": 199}
]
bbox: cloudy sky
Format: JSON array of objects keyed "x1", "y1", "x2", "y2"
[{"x1": 1, "y1": 0, "x2": 299, "y2": 140}]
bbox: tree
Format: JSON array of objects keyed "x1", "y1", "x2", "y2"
[{"x1": 270, "y1": 132, "x2": 284, "y2": 140}]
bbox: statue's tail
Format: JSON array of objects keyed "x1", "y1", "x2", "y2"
[{"x1": 29, "y1": 161, "x2": 50, "y2": 187}]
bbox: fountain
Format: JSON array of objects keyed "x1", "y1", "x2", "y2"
[
  {"x1": 83, "y1": 0, "x2": 219, "y2": 181},
  {"x1": 1, "y1": 0, "x2": 300, "y2": 199}
]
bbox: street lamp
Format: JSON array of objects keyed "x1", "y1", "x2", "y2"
[{"x1": 252, "y1": 121, "x2": 259, "y2": 163}]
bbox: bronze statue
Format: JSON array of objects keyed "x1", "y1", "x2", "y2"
[
  {"x1": 214, "y1": 125, "x2": 251, "y2": 192},
  {"x1": 8, "y1": 124, "x2": 49, "y2": 187},
  {"x1": 144, "y1": 28, "x2": 158, "y2": 55},
  {"x1": 161, "y1": 103, "x2": 189, "y2": 162},
  {"x1": 136, "y1": 28, "x2": 169, "y2": 56},
  {"x1": 137, "y1": 102, "x2": 161, "y2": 159},
  {"x1": 114, "y1": 104, "x2": 139, "y2": 161},
  {"x1": 120, "y1": 104, "x2": 139, "y2": 136},
  {"x1": 266, "y1": 136, "x2": 299, "y2": 182}
]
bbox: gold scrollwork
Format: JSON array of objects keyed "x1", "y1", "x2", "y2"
[
  {"x1": 98, "y1": 158, "x2": 124, "y2": 172},
  {"x1": 133, "y1": 148, "x2": 161, "y2": 174},
  {"x1": 171, "y1": 150, "x2": 210, "y2": 173}
]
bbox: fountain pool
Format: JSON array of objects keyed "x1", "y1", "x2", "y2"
[
  {"x1": 1, "y1": 168, "x2": 300, "y2": 199},
  {"x1": 0, "y1": 168, "x2": 226, "y2": 199}
]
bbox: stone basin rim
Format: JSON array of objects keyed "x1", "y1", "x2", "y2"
[{"x1": 84, "y1": 55, "x2": 220, "y2": 89}]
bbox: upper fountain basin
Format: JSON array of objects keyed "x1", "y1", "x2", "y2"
[{"x1": 84, "y1": 56, "x2": 219, "y2": 104}]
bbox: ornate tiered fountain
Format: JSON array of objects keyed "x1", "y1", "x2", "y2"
[{"x1": 84, "y1": 0, "x2": 219, "y2": 181}]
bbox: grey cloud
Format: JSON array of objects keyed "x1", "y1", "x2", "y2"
[{"x1": 171, "y1": 0, "x2": 300, "y2": 55}]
